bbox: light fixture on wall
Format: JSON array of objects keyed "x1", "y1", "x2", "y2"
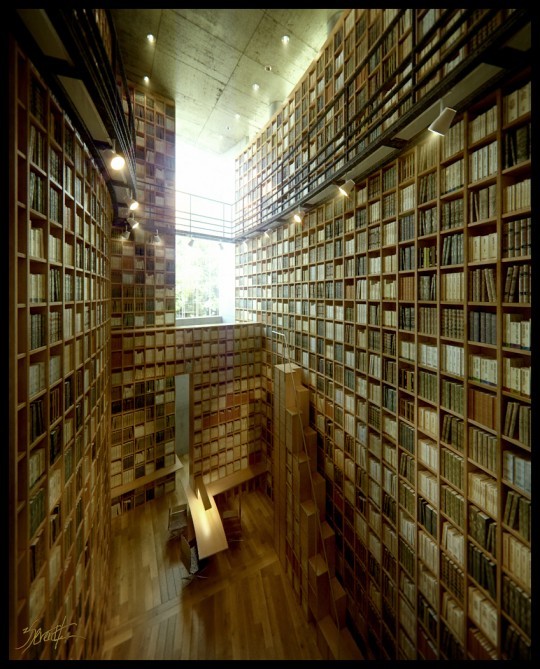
[
  {"x1": 126, "y1": 213, "x2": 139, "y2": 229},
  {"x1": 428, "y1": 101, "x2": 457, "y2": 136},
  {"x1": 242, "y1": 239, "x2": 248, "y2": 250},
  {"x1": 338, "y1": 179, "x2": 355, "y2": 197},
  {"x1": 104, "y1": 140, "x2": 125, "y2": 171},
  {"x1": 187, "y1": 238, "x2": 194, "y2": 247},
  {"x1": 127, "y1": 195, "x2": 139, "y2": 211},
  {"x1": 264, "y1": 230, "x2": 270, "y2": 239},
  {"x1": 218, "y1": 242, "x2": 224, "y2": 250},
  {"x1": 153, "y1": 229, "x2": 161, "y2": 244},
  {"x1": 121, "y1": 225, "x2": 130, "y2": 240},
  {"x1": 293, "y1": 209, "x2": 304, "y2": 223}
]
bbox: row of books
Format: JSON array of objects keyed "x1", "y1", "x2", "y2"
[
  {"x1": 468, "y1": 471, "x2": 498, "y2": 518},
  {"x1": 441, "y1": 447, "x2": 463, "y2": 488},
  {"x1": 502, "y1": 532, "x2": 530, "y2": 589},
  {"x1": 503, "y1": 357, "x2": 531, "y2": 396},
  {"x1": 503, "y1": 263, "x2": 530, "y2": 303},
  {"x1": 468, "y1": 426, "x2": 497, "y2": 473},
  {"x1": 469, "y1": 310, "x2": 496, "y2": 345},
  {"x1": 503, "y1": 217, "x2": 531, "y2": 258},
  {"x1": 441, "y1": 484, "x2": 464, "y2": 528},
  {"x1": 502, "y1": 451, "x2": 531, "y2": 495},
  {"x1": 503, "y1": 490, "x2": 531, "y2": 542},
  {"x1": 469, "y1": 184, "x2": 496, "y2": 222},
  {"x1": 503, "y1": 401, "x2": 530, "y2": 446},
  {"x1": 502, "y1": 574, "x2": 531, "y2": 639},
  {"x1": 468, "y1": 232, "x2": 497, "y2": 262},
  {"x1": 469, "y1": 504, "x2": 496, "y2": 555},
  {"x1": 468, "y1": 541, "x2": 496, "y2": 598}
]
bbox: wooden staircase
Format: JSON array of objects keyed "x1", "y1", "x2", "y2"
[{"x1": 273, "y1": 363, "x2": 363, "y2": 660}]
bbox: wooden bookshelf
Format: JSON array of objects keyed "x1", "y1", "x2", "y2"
[
  {"x1": 123, "y1": 83, "x2": 176, "y2": 227},
  {"x1": 175, "y1": 323, "x2": 266, "y2": 490},
  {"x1": 234, "y1": 67, "x2": 531, "y2": 660},
  {"x1": 9, "y1": 37, "x2": 112, "y2": 659},
  {"x1": 233, "y1": 8, "x2": 523, "y2": 237},
  {"x1": 109, "y1": 82, "x2": 177, "y2": 516}
]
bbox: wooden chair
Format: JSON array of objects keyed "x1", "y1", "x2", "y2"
[
  {"x1": 222, "y1": 508, "x2": 242, "y2": 542},
  {"x1": 168, "y1": 503, "x2": 188, "y2": 540},
  {"x1": 180, "y1": 534, "x2": 208, "y2": 582}
]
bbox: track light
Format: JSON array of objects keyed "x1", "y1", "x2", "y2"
[
  {"x1": 128, "y1": 197, "x2": 139, "y2": 211},
  {"x1": 264, "y1": 230, "x2": 270, "y2": 239},
  {"x1": 121, "y1": 225, "x2": 130, "y2": 240},
  {"x1": 242, "y1": 239, "x2": 248, "y2": 250},
  {"x1": 127, "y1": 213, "x2": 139, "y2": 229},
  {"x1": 187, "y1": 238, "x2": 194, "y2": 247},
  {"x1": 428, "y1": 103, "x2": 457, "y2": 136},
  {"x1": 218, "y1": 242, "x2": 224, "y2": 250},
  {"x1": 104, "y1": 145, "x2": 125, "y2": 171},
  {"x1": 338, "y1": 179, "x2": 355, "y2": 197},
  {"x1": 293, "y1": 209, "x2": 304, "y2": 223},
  {"x1": 153, "y1": 229, "x2": 161, "y2": 244}
]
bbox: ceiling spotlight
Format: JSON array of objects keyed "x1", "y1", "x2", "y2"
[
  {"x1": 127, "y1": 213, "x2": 139, "y2": 229},
  {"x1": 281, "y1": 35, "x2": 290, "y2": 44},
  {"x1": 147, "y1": 33, "x2": 155, "y2": 43},
  {"x1": 338, "y1": 179, "x2": 355, "y2": 197},
  {"x1": 293, "y1": 210, "x2": 304, "y2": 224},
  {"x1": 121, "y1": 225, "x2": 130, "y2": 240},
  {"x1": 265, "y1": 65, "x2": 272, "y2": 72},
  {"x1": 153, "y1": 229, "x2": 161, "y2": 244},
  {"x1": 143, "y1": 76, "x2": 150, "y2": 84},
  {"x1": 242, "y1": 239, "x2": 248, "y2": 250},
  {"x1": 252, "y1": 83, "x2": 260, "y2": 91},
  {"x1": 428, "y1": 103, "x2": 457, "y2": 136},
  {"x1": 264, "y1": 230, "x2": 270, "y2": 239},
  {"x1": 128, "y1": 197, "x2": 139, "y2": 211},
  {"x1": 187, "y1": 238, "x2": 194, "y2": 247},
  {"x1": 218, "y1": 242, "x2": 224, "y2": 250}
]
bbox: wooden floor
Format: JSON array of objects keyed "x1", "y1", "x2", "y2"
[{"x1": 101, "y1": 459, "x2": 323, "y2": 661}]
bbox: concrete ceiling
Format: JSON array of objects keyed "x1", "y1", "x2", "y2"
[{"x1": 110, "y1": 9, "x2": 343, "y2": 156}]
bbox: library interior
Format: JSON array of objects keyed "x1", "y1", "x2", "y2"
[{"x1": 8, "y1": 8, "x2": 534, "y2": 662}]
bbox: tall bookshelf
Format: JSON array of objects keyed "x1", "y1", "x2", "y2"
[
  {"x1": 9, "y1": 37, "x2": 112, "y2": 659},
  {"x1": 109, "y1": 83, "x2": 178, "y2": 515},
  {"x1": 234, "y1": 8, "x2": 524, "y2": 236},
  {"x1": 234, "y1": 68, "x2": 531, "y2": 660},
  {"x1": 177, "y1": 323, "x2": 266, "y2": 489}
]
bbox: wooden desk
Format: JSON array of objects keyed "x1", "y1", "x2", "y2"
[
  {"x1": 183, "y1": 481, "x2": 228, "y2": 560},
  {"x1": 206, "y1": 462, "x2": 267, "y2": 497}
]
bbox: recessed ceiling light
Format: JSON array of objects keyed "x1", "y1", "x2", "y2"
[
  {"x1": 252, "y1": 83, "x2": 260, "y2": 91},
  {"x1": 147, "y1": 34, "x2": 155, "y2": 43},
  {"x1": 235, "y1": 113, "x2": 240, "y2": 120},
  {"x1": 265, "y1": 65, "x2": 272, "y2": 72},
  {"x1": 281, "y1": 35, "x2": 289, "y2": 44},
  {"x1": 143, "y1": 76, "x2": 150, "y2": 83}
]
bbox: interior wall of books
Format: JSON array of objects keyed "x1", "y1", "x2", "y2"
[
  {"x1": 178, "y1": 323, "x2": 266, "y2": 486},
  {"x1": 234, "y1": 68, "x2": 531, "y2": 660},
  {"x1": 234, "y1": 8, "x2": 519, "y2": 235},
  {"x1": 109, "y1": 83, "x2": 178, "y2": 516},
  {"x1": 10, "y1": 37, "x2": 112, "y2": 659},
  {"x1": 122, "y1": 82, "x2": 176, "y2": 229}
]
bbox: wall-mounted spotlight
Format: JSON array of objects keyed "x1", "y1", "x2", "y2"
[
  {"x1": 187, "y1": 238, "x2": 194, "y2": 247},
  {"x1": 264, "y1": 230, "x2": 270, "y2": 239},
  {"x1": 104, "y1": 141, "x2": 125, "y2": 171},
  {"x1": 127, "y1": 197, "x2": 139, "y2": 211},
  {"x1": 218, "y1": 242, "x2": 224, "y2": 250},
  {"x1": 126, "y1": 213, "x2": 139, "y2": 229},
  {"x1": 153, "y1": 229, "x2": 161, "y2": 244},
  {"x1": 121, "y1": 225, "x2": 130, "y2": 240},
  {"x1": 338, "y1": 179, "x2": 355, "y2": 197},
  {"x1": 293, "y1": 209, "x2": 304, "y2": 223},
  {"x1": 242, "y1": 239, "x2": 248, "y2": 250},
  {"x1": 428, "y1": 102, "x2": 457, "y2": 136}
]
